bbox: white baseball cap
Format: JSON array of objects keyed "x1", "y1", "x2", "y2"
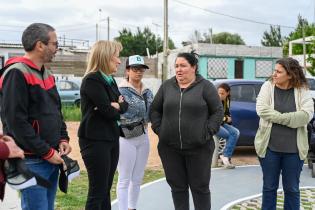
[{"x1": 126, "y1": 55, "x2": 149, "y2": 69}]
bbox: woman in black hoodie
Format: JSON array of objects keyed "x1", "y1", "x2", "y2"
[
  {"x1": 78, "y1": 40, "x2": 128, "y2": 210},
  {"x1": 150, "y1": 52, "x2": 223, "y2": 210}
]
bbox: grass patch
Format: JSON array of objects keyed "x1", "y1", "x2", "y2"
[
  {"x1": 55, "y1": 169, "x2": 165, "y2": 210},
  {"x1": 61, "y1": 105, "x2": 81, "y2": 121}
]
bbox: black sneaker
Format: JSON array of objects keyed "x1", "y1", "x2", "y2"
[
  {"x1": 4, "y1": 158, "x2": 51, "y2": 190},
  {"x1": 59, "y1": 155, "x2": 80, "y2": 193}
]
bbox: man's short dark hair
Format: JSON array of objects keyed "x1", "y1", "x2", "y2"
[{"x1": 22, "y1": 23, "x2": 55, "y2": 52}]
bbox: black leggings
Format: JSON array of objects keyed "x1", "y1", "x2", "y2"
[
  {"x1": 79, "y1": 138, "x2": 119, "y2": 210},
  {"x1": 158, "y1": 141, "x2": 214, "y2": 210}
]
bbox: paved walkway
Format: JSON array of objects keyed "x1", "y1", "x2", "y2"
[
  {"x1": 111, "y1": 165, "x2": 315, "y2": 210},
  {"x1": 1, "y1": 165, "x2": 314, "y2": 210}
]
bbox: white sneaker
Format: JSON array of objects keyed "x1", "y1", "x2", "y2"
[{"x1": 219, "y1": 155, "x2": 235, "y2": 169}]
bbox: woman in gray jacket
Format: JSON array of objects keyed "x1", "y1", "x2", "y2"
[{"x1": 150, "y1": 52, "x2": 223, "y2": 210}]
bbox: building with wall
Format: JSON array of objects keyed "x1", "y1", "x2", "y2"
[
  {"x1": 0, "y1": 43, "x2": 158, "y2": 77},
  {"x1": 159, "y1": 43, "x2": 283, "y2": 80},
  {"x1": 0, "y1": 43, "x2": 25, "y2": 68}
]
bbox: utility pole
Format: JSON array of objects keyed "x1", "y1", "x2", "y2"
[
  {"x1": 302, "y1": 22, "x2": 307, "y2": 74},
  {"x1": 162, "y1": 0, "x2": 168, "y2": 81},
  {"x1": 107, "y1": 16, "x2": 110, "y2": 41},
  {"x1": 63, "y1": 34, "x2": 66, "y2": 47},
  {"x1": 209, "y1": 28, "x2": 213, "y2": 44},
  {"x1": 96, "y1": 23, "x2": 99, "y2": 41},
  {"x1": 97, "y1": 9, "x2": 102, "y2": 41},
  {"x1": 152, "y1": 22, "x2": 161, "y2": 57}
]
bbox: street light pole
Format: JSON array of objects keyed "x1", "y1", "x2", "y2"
[
  {"x1": 152, "y1": 22, "x2": 161, "y2": 57},
  {"x1": 163, "y1": 0, "x2": 168, "y2": 81},
  {"x1": 96, "y1": 9, "x2": 102, "y2": 41},
  {"x1": 107, "y1": 16, "x2": 110, "y2": 41}
]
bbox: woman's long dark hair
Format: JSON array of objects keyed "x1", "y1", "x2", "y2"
[
  {"x1": 273, "y1": 57, "x2": 308, "y2": 89},
  {"x1": 217, "y1": 83, "x2": 231, "y2": 101}
]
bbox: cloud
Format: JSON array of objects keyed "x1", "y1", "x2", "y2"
[{"x1": 0, "y1": 0, "x2": 313, "y2": 47}]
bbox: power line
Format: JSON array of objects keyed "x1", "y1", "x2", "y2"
[
  {"x1": 173, "y1": 0, "x2": 295, "y2": 29},
  {"x1": 0, "y1": 24, "x2": 26, "y2": 28},
  {"x1": 58, "y1": 25, "x2": 95, "y2": 33},
  {"x1": 55, "y1": 23, "x2": 91, "y2": 29},
  {"x1": 0, "y1": 29, "x2": 22, "y2": 33},
  {"x1": 110, "y1": 18, "x2": 140, "y2": 29}
]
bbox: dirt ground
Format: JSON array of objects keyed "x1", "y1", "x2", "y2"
[{"x1": 66, "y1": 122, "x2": 259, "y2": 171}]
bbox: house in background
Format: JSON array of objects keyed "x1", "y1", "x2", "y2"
[
  {"x1": 159, "y1": 43, "x2": 282, "y2": 80},
  {"x1": 0, "y1": 43, "x2": 25, "y2": 68}
]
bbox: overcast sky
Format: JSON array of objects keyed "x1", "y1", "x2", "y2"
[{"x1": 0, "y1": 0, "x2": 314, "y2": 48}]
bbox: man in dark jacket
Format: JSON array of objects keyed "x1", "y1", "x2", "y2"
[
  {"x1": 0, "y1": 23, "x2": 71, "y2": 210},
  {"x1": 0, "y1": 135, "x2": 24, "y2": 201}
]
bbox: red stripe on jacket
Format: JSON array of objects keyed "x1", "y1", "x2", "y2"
[
  {"x1": 0, "y1": 57, "x2": 55, "y2": 90},
  {"x1": 23, "y1": 73, "x2": 55, "y2": 90},
  {"x1": 5, "y1": 57, "x2": 40, "y2": 71},
  {"x1": 0, "y1": 73, "x2": 55, "y2": 90}
]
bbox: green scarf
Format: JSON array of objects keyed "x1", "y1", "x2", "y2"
[
  {"x1": 99, "y1": 70, "x2": 120, "y2": 126},
  {"x1": 100, "y1": 70, "x2": 114, "y2": 85}
]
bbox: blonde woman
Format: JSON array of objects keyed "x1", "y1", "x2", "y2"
[{"x1": 78, "y1": 40, "x2": 128, "y2": 210}]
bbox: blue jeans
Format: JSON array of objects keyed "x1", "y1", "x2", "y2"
[
  {"x1": 216, "y1": 123, "x2": 240, "y2": 157},
  {"x1": 21, "y1": 158, "x2": 59, "y2": 210},
  {"x1": 259, "y1": 149, "x2": 304, "y2": 210}
]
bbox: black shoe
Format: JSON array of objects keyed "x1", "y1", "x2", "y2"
[
  {"x1": 4, "y1": 158, "x2": 51, "y2": 190},
  {"x1": 59, "y1": 155, "x2": 80, "y2": 193}
]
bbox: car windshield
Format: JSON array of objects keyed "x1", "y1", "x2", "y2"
[{"x1": 57, "y1": 80, "x2": 80, "y2": 91}]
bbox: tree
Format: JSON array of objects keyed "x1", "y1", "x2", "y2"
[
  {"x1": 189, "y1": 30, "x2": 203, "y2": 44},
  {"x1": 283, "y1": 15, "x2": 315, "y2": 56},
  {"x1": 184, "y1": 30, "x2": 245, "y2": 45},
  {"x1": 281, "y1": 15, "x2": 315, "y2": 75},
  {"x1": 261, "y1": 25, "x2": 283, "y2": 47},
  {"x1": 211, "y1": 32, "x2": 245, "y2": 45},
  {"x1": 115, "y1": 27, "x2": 175, "y2": 57}
]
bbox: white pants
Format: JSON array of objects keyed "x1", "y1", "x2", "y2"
[{"x1": 117, "y1": 132, "x2": 150, "y2": 210}]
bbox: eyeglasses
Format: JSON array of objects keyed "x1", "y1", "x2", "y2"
[
  {"x1": 130, "y1": 67, "x2": 145, "y2": 73},
  {"x1": 47, "y1": 41, "x2": 59, "y2": 48}
]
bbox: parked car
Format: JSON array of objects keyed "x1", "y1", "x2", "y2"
[
  {"x1": 56, "y1": 80, "x2": 81, "y2": 107},
  {"x1": 213, "y1": 79, "x2": 264, "y2": 146},
  {"x1": 307, "y1": 77, "x2": 315, "y2": 99}
]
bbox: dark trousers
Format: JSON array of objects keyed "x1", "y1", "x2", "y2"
[
  {"x1": 79, "y1": 138, "x2": 119, "y2": 210},
  {"x1": 259, "y1": 148, "x2": 304, "y2": 210},
  {"x1": 158, "y1": 140, "x2": 214, "y2": 210}
]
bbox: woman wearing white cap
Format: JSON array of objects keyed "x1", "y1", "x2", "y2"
[{"x1": 116, "y1": 55, "x2": 153, "y2": 210}]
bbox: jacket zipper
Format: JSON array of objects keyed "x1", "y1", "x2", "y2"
[
  {"x1": 179, "y1": 89, "x2": 183, "y2": 149},
  {"x1": 40, "y1": 70, "x2": 46, "y2": 89}
]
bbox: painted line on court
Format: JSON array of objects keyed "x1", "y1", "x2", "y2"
[
  {"x1": 112, "y1": 164, "x2": 310, "y2": 207},
  {"x1": 111, "y1": 165, "x2": 260, "y2": 205},
  {"x1": 220, "y1": 186, "x2": 315, "y2": 210},
  {"x1": 111, "y1": 177, "x2": 166, "y2": 206}
]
